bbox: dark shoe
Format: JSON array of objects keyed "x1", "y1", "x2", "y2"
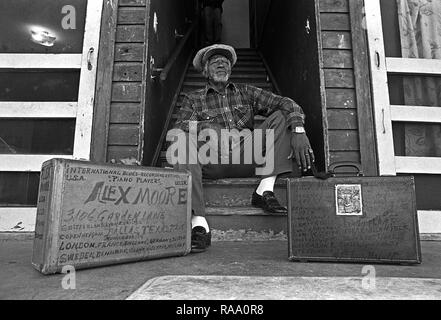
[
  {"x1": 191, "y1": 226, "x2": 211, "y2": 253},
  {"x1": 251, "y1": 191, "x2": 288, "y2": 215}
]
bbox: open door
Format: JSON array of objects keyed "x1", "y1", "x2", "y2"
[
  {"x1": 365, "y1": 0, "x2": 441, "y2": 176},
  {"x1": 0, "y1": 0, "x2": 103, "y2": 231}
]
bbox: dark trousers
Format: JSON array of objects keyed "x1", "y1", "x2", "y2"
[
  {"x1": 203, "y1": 6, "x2": 222, "y2": 45},
  {"x1": 176, "y1": 111, "x2": 299, "y2": 217}
]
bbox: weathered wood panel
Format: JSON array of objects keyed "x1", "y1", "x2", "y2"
[
  {"x1": 324, "y1": 69, "x2": 355, "y2": 88},
  {"x1": 323, "y1": 50, "x2": 353, "y2": 68},
  {"x1": 326, "y1": 88, "x2": 356, "y2": 109},
  {"x1": 117, "y1": 7, "x2": 146, "y2": 24},
  {"x1": 110, "y1": 103, "x2": 141, "y2": 123},
  {"x1": 320, "y1": 13, "x2": 351, "y2": 31},
  {"x1": 319, "y1": 0, "x2": 349, "y2": 13},
  {"x1": 115, "y1": 43, "x2": 144, "y2": 61},
  {"x1": 107, "y1": 146, "x2": 140, "y2": 161},
  {"x1": 108, "y1": 124, "x2": 140, "y2": 146},
  {"x1": 111, "y1": 83, "x2": 142, "y2": 102},
  {"x1": 330, "y1": 151, "x2": 361, "y2": 164},
  {"x1": 328, "y1": 130, "x2": 360, "y2": 151},
  {"x1": 113, "y1": 62, "x2": 143, "y2": 81},
  {"x1": 321, "y1": 31, "x2": 352, "y2": 49},
  {"x1": 327, "y1": 109, "x2": 358, "y2": 130},
  {"x1": 119, "y1": 0, "x2": 147, "y2": 6},
  {"x1": 116, "y1": 25, "x2": 145, "y2": 42}
]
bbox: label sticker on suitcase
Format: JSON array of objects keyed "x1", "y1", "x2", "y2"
[{"x1": 335, "y1": 184, "x2": 363, "y2": 216}]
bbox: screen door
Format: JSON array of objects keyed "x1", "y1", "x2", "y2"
[
  {"x1": 0, "y1": 0, "x2": 103, "y2": 231},
  {"x1": 365, "y1": 0, "x2": 441, "y2": 176}
]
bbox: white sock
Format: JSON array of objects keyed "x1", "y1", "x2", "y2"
[
  {"x1": 192, "y1": 216, "x2": 210, "y2": 232},
  {"x1": 255, "y1": 176, "x2": 277, "y2": 196}
]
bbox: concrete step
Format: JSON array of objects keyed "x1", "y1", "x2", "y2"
[
  {"x1": 236, "y1": 56, "x2": 262, "y2": 61},
  {"x1": 183, "y1": 81, "x2": 273, "y2": 91},
  {"x1": 203, "y1": 178, "x2": 288, "y2": 207},
  {"x1": 187, "y1": 60, "x2": 264, "y2": 68},
  {"x1": 203, "y1": 177, "x2": 289, "y2": 234},
  {"x1": 233, "y1": 61, "x2": 264, "y2": 67},
  {"x1": 186, "y1": 73, "x2": 268, "y2": 80},
  {"x1": 235, "y1": 48, "x2": 259, "y2": 55},
  {"x1": 206, "y1": 206, "x2": 288, "y2": 234},
  {"x1": 188, "y1": 66, "x2": 267, "y2": 74},
  {"x1": 204, "y1": 176, "x2": 290, "y2": 234}
]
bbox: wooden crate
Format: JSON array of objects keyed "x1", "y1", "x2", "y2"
[
  {"x1": 287, "y1": 176, "x2": 422, "y2": 265},
  {"x1": 32, "y1": 159, "x2": 192, "y2": 274}
]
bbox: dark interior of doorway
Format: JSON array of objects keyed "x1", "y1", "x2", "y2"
[
  {"x1": 251, "y1": 0, "x2": 325, "y2": 172},
  {"x1": 144, "y1": 0, "x2": 325, "y2": 173}
]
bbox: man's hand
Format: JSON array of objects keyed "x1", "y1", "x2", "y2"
[{"x1": 288, "y1": 133, "x2": 315, "y2": 172}]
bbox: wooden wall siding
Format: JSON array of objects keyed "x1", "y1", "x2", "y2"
[
  {"x1": 108, "y1": 0, "x2": 147, "y2": 163},
  {"x1": 319, "y1": 0, "x2": 361, "y2": 167}
]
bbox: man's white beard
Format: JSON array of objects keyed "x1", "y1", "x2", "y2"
[{"x1": 212, "y1": 73, "x2": 229, "y2": 83}]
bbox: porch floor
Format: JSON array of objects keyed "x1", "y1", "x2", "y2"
[{"x1": 1, "y1": 234, "x2": 441, "y2": 300}]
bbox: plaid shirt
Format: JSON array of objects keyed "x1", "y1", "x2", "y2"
[{"x1": 175, "y1": 82, "x2": 305, "y2": 132}]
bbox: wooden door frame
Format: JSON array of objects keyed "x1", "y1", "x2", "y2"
[
  {"x1": 349, "y1": 0, "x2": 378, "y2": 176},
  {"x1": 90, "y1": 0, "x2": 119, "y2": 163}
]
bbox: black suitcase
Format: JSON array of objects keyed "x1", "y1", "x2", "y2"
[{"x1": 287, "y1": 163, "x2": 422, "y2": 265}]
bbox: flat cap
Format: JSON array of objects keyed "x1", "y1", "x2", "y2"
[{"x1": 193, "y1": 44, "x2": 237, "y2": 72}]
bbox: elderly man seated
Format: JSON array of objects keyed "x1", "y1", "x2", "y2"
[{"x1": 170, "y1": 44, "x2": 314, "y2": 253}]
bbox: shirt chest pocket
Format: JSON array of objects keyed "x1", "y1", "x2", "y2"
[
  {"x1": 233, "y1": 105, "x2": 252, "y2": 122},
  {"x1": 200, "y1": 109, "x2": 219, "y2": 122}
]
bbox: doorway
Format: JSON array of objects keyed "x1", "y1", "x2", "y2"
[
  {"x1": 221, "y1": 0, "x2": 250, "y2": 48},
  {"x1": 146, "y1": 0, "x2": 325, "y2": 171}
]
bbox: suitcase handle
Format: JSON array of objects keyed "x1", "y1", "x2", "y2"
[{"x1": 329, "y1": 162, "x2": 364, "y2": 177}]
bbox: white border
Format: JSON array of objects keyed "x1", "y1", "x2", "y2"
[
  {"x1": 386, "y1": 58, "x2": 441, "y2": 75},
  {"x1": 0, "y1": 54, "x2": 82, "y2": 69},
  {"x1": 391, "y1": 105, "x2": 441, "y2": 123},
  {"x1": 0, "y1": 102, "x2": 77, "y2": 118},
  {"x1": 396, "y1": 157, "x2": 441, "y2": 174}
]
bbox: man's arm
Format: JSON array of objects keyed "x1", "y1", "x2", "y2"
[
  {"x1": 245, "y1": 85, "x2": 314, "y2": 171},
  {"x1": 245, "y1": 85, "x2": 305, "y2": 131}
]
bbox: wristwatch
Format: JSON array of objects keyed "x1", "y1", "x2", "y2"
[{"x1": 292, "y1": 126, "x2": 306, "y2": 134}]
